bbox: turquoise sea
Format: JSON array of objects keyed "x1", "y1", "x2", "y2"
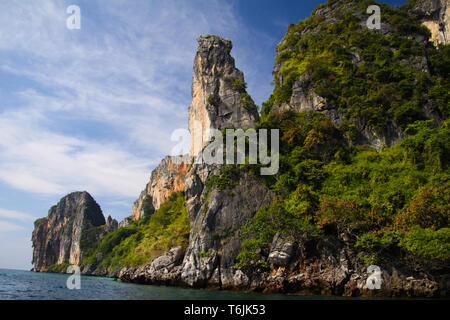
[{"x1": 0, "y1": 268, "x2": 333, "y2": 300}]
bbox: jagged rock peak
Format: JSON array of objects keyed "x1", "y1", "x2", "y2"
[
  {"x1": 188, "y1": 35, "x2": 259, "y2": 157},
  {"x1": 31, "y1": 191, "x2": 105, "y2": 272},
  {"x1": 49, "y1": 191, "x2": 105, "y2": 224},
  {"x1": 105, "y1": 215, "x2": 119, "y2": 233}
]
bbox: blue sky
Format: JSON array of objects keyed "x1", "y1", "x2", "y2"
[{"x1": 0, "y1": 0, "x2": 405, "y2": 270}]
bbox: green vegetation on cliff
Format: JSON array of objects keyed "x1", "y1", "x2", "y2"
[
  {"x1": 237, "y1": 0, "x2": 449, "y2": 269},
  {"x1": 238, "y1": 113, "x2": 449, "y2": 268},
  {"x1": 265, "y1": 0, "x2": 448, "y2": 136},
  {"x1": 46, "y1": 261, "x2": 71, "y2": 273},
  {"x1": 80, "y1": 191, "x2": 189, "y2": 271}
]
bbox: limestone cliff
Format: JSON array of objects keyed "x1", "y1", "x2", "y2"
[
  {"x1": 121, "y1": 36, "x2": 273, "y2": 288},
  {"x1": 181, "y1": 167, "x2": 274, "y2": 288},
  {"x1": 188, "y1": 35, "x2": 259, "y2": 157},
  {"x1": 130, "y1": 155, "x2": 190, "y2": 221},
  {"x1": 31, "y1": 1, "x2": 449, "y2": 298},
  {"x1": 121, "y1": 168, "x2": 275, "y2": 289},
  {"x1": 119, "y1": 1, "x2": 449, "y2": 297},
  {"x1": 269, "y1": 0, "x2": 444, "y2": 150},
  {"x1": 410, "y1": 0, "x2": 449, "y2": 45},
  {"x1": 31, "y1": 191, "x2": 106, "y2": 271}
]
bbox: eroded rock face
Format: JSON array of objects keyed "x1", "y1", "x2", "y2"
[
  {"x1": 188, "y1": 36, "x2": 259, "y2": 157},
  {"x1": 119, "y1": 246, "x2": 185, "y2": 285},
  {"x1": 410, "y1": 0, "x2": 449, "y2": 45},
  {"x1": 131, "y1": 155, "x2": 190, "y2": 221},
  {"x1": 268, "y1": 233, "x2": 296, "y2": 268},
  {"x1": 180, "y1": 168, "x2": 274, "y2": 288},
  {"x1": 31, "y1": 191, "x2": 105, "y2": 271},
  {"x1": 242, "y1": 234, "x2": 449, "y2": 297}
]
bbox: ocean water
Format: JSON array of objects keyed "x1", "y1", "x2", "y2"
[{"x1": 0, "y1": 268, "x2": 328, "y2": 300}]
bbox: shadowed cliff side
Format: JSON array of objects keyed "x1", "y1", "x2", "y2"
[{"x1": 31, "y1": 191, "x2": 109, "y2": 272}]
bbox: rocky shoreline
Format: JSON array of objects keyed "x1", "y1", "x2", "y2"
[{"x1": 107, "y1": 235, "x2": 449, "y2": 298}]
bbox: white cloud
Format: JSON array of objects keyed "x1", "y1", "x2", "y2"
[
  {"x1": 0, "y1": 221, "x2": 24, "y2": 233},
  {"x1": 0, "y1": 209, "x2": 35, "y2": 222},
  {"x1": 0, "y1": 0, "x2": 274, "y2": 202},
  {"x1": 0, "y1": 111, "x2": 154, "y2": 197}
]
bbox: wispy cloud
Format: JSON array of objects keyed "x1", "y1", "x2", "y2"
[
  {"x1": 0, "y1": 0, "x2": 282, "y2": 270},
  {"x1": 0, "y1": 209, "x2": 36, "y2": 222},
  {"x1": 0, "y1": 109, "x2": 154, "y2": 197},
  {"x1": 0, "y1": 221, "x2": 25, "y2": 233},
  {"x1": 0, "y1": 0, "x2": 275, "y2": 203}
]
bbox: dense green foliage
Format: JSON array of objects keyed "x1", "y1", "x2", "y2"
[
  {"x1": 236, "y1": 0, "x2": 449, "y2": 269},
  {"x1": 264, "y1": 0, "x2": 449, "y2": 138},
  {"x1": 141, "y1": 195, "x2": 155, "y2": 223},
  {"x1": 237, "y1": 111, "x2": 449, "y2": 267},
  {"x1": 47, "y1": 260, "x2": 71, "y2": 273},
  {"x1": 80, "y1": 192, "x2": 189, "y2": 271}
]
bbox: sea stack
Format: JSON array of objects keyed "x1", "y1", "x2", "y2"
[
  {"x1": 31, "y1": 191, "x2": 106, "y2": 272},
  {"x1": 188, "y1": 35, "x2": 259, "y2": 157}
]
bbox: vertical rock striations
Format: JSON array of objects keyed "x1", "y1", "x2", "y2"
[
  {"x1": 31, "y1": 191, "x2": 105, "y2": 271},
  {"x1": 410, "y1": 0, "x2": 449, "y2": 45},
  {"x1": 121, "y1": 35, "x2": 272, "y2": 288},
  {"x1": 181, "y1": 36, "x2": 272, "y2": 288},
  {"x1": 181, "y1": 170, "x2": 274, "y2": 288},
  {"x1": 269, "y1": 0, "x2": 444, "y2": 150},
  {"x1": 188, "y1": 35, "x2": 259, "y2": 157},
  {"x1": 130, "y1": 154, "x2": 191, "y2": 221}
]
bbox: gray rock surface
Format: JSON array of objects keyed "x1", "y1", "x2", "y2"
[
  {"x1": 104, "y1": 215, "x2": 118, "y2": 233},
  {"x1": 188, "y1": 35, "x2": 259, "y2": 157},
  {"x1": 31, "y1": 191, "x2": 106, "y2": 271},
  {"x1": 268, "y1": 233, "x2": 296, "y2": 268},
  {"x1": 410, "y1": 0, "x2": 449, "y2": 45},
  {"x1": 120, "y1": 246, "x2": 185, "y2": 285},
  {"x1": 180, "y1": 167, "x2": 274, "y2": 288}
]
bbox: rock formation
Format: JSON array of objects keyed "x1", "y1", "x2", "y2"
[
  {"x1": 30, "y1": 1, "x2": 449, "y2": 298},
  {"x1": 188, "y1": 35, "x2": 259, "y2": 157},
  {"x1": 410, "y1": 0, "x2": 449, "y2": 45},
  {"x1": 181, "y1": 168, "x2": 274, "y2": 288},
  {"x1": 31, "y1": 191, "x2": 105, "y2": 271},
  {"x1": 130, "y1": 154, "x2": 191, "y2": 221},
  {"x1": 121, "y1": 35, "x2": 272, "y2": 288},
  {"x1": 240, "y1": 234, "x2": 449, "y2": 297},
  {"x1": 270, "y1": 0, "x2": 444, "y2": 150},
  {"x1": 104, "y1": 215, "x2": 119, "y2": 233},
  {"x1": 120, "y1": 246, "x2": 185, "y2": 286}
]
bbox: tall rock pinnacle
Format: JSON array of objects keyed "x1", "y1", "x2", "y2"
[{"x1": 188, "y1": 35, "x2": 259, "y2": 157}]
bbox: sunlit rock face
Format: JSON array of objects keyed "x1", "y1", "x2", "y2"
[
  {"x1": 130, "y1": 155, "x2": 191, "y2": 221},
  {"x1": 410, "y1": 0, "x2": 449, "y2": 45},
  {"x1": 188, "y1": 35, "x2": 259, "y2": 157}
]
